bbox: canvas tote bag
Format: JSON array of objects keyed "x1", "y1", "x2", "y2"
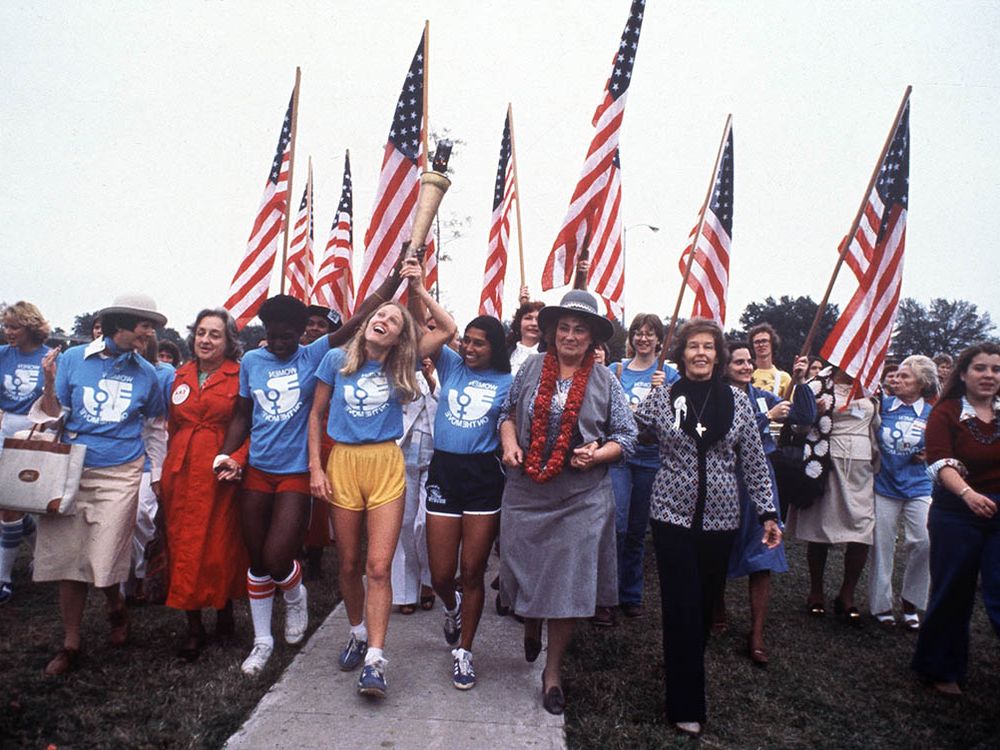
[{"x1": 0, "y1": 427, "x2": 86, "y2": 515}]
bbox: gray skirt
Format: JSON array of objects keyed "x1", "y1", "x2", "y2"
[{"x1": 499, "y1": 467, "x2": 618, "y2": 619}]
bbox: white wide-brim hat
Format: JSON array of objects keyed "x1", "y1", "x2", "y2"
[{"x1": 96, "y1": 293, "x2": 167, "y2": 328}]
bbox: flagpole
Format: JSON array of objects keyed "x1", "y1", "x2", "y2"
[
  {"x1": 507, "y1": 102, "x2": 527, "y2": 289},
  {"x1": 800, "y1": 85, "x2": 912, "y2": 358},
  {"x1": 280, "y1": 66, "x2": 302, "y2": 295},
  {"x1": 305, "y1": 157, "x2": 313, "y2": 302},
  {"x1": 660, "y1": 114, "x2": 733, "y2": 365},
  {"x1": 421, "y1": 21, "x2": 430, "y2": 166}
]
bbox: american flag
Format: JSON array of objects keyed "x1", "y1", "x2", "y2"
[
  {"x1": 285, "y1": 165, "x2": 314, "y2": 302},
  {"x1": 479, "y1": 110, "x2": 516, "y2": 318},
  {"x1": 541, "y1": 0, "x2": 645, "y2": 320},
  {"x1": 355, "y1": 32, "x2": 436, "y2": 303},
  {"x1": 313, "y1": 151, "x2": 355, "y2": 318},
  {"x1": 678, "y1": 125, "x2": 733, "y2": 325},
  {"x1": 821, "y1": 94, "x2": 910, "y2": 398},
  {"x1": 224, "y1": 92, "x2": 293, "y2": 328}
]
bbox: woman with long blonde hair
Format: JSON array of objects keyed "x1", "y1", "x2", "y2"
[{"x1": 309, "y1": 258, "x2": 456, "y2": 699}]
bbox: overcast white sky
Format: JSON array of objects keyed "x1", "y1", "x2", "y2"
[{"x1": 2, "y1": 1, "x2": 997, "y2": 335}]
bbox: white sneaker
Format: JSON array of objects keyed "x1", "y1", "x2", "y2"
[
  {"x1": 285, "y1": 586, "x2": 308, "y2": 645},
  {"x1": 241, "y1": 641, "x2": 274, "y2": 676}
]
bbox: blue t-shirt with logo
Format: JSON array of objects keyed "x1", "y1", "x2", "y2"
[
  {"x1": 316, "y1": 347, "x2": 404, "y2": 445},
  {"x1": 239, "y1": 336, "x2": 330, "y2": 473},
  {"x1": 433, "y1": 346, "x2": 511, "y2": 454},
  {"x1": 610, "y1": 359, "x2": 680, "y2": 467},
  {"x1": 0, "y1": 343, "x2": 51, "y2": 414},
  {"x1": 874, "y1": 396, "x2": 933, "y2": 500},
  {"x1": 55, "y1": 342, "x2": 165, "y2": 468}
]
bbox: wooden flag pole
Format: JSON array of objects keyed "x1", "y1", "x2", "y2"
[
  {"x1": 305, "y1": 157, "x2": 313, "y2": 301},
  {"x1": 508, "y1": 102, "x2": 527, "y2": 289},
  {"x1": 660, "y1": 114, "x2": 733, "y2": 366},
  {"x1": 280, "y1": 66, "x2": 302, "y2": 295},
  {"x1": 573, "y1": 237, "x2": 591, "y2": 291},
  {"x1": 799, "y1": 85, "x2": 912, "y2": 358}
]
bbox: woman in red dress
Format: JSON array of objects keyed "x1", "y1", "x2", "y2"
[{"x1": 161, "y1": 308, "x2": 249, "y2": 660}]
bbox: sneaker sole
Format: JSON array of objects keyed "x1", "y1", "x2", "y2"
[
  {"x1": 358, "y1": 685, "x2": 386, "y2": 698},
  {"x1": 453, "y1": 679, "x2": 476, "y2": 690}
]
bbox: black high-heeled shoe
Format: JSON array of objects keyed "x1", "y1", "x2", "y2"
[
  {"x1": 833, "y1": 598, "x2": 863, "y2": 627},
  {"x1": 541, "y1": 669, "x2": 565, "y2": 715}
]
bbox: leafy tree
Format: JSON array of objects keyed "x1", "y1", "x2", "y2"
[
  {"x1": 739, "y1": 295, "x2": 840, "y2": 369},
  {"x1": 238, "y1": 324, "x2": 265, "y2": 354},
  {"x1": 891, "y1": 298, "x2": 996, "y2": 358},
  {"x1": 73, "y1": 311, "x2": 99, "y2": 338}
]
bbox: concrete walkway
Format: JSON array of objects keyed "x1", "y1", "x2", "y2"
[{"x1": 226, "y1": 564, "x2": 565, "y2": 750}]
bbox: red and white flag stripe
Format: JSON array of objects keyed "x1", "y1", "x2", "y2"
[{"x1": 285, "y1": 174, "x2": 313, "y2": 302}]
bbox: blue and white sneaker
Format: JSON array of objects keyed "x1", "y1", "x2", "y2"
[
  {"x1": 0, "y1": 582, "x2": 12, "y2": 605},
  {"x1": 443, "y1": 592, "x2": 462, "y2": 646},
  {"x1": 451, "y1": 648, "x2": 476, "y2": 690},
  {"x1": 338, "y1": 634, "x2": 368, "y2": 671},
  {"x1": 357, "y1": 658, "x2": 387, "y2": 698}
]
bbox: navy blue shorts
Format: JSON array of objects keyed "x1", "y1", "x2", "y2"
[{"x1": 425, "y1": 450, "x2": 504, "y2": 518}]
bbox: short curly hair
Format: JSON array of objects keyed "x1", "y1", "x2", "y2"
[
  {"x1": 258, "y1": 294, "x2": 309, "y2": 332},
  {"x1": 670, "y1": 318, "x2": 729, "y2": 380},
  {"x1": 2, "y1": 301, "x2": 50, "y2": 344}
]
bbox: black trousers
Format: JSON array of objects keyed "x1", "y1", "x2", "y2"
[{"x1": 651, "y1": 520, "x2": 736, "y2": 724}]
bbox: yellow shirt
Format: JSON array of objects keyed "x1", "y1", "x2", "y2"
[{"x1": 752, "y1": 366, "x2": 791, "y2": 396}]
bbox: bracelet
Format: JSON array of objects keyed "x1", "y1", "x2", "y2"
[
  {"x1": 959, "y1": 486, "x2": 973, "y2": 498},
  {"x1": 372, "y1": 291, "x2": 385, "y2": 302}
]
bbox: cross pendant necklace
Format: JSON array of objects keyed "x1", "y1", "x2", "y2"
[{"x1": 692, "y1": 389, "x2": 712, "y2": 438}]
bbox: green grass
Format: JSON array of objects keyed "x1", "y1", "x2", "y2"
[
  {"x1": 2, "y1": 537, "x2": 998, "y2": 749},
  {"x1": 0, "y1": 551, "x2": 342, "y2": 750},
  {"x1": 563, "y1": 538, "x2": 1000, "y2": 749}
]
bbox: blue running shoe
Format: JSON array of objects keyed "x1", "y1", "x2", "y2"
[
  {"x1": 443, "y1": 592, "x2": 462, "y2": 646},
  {"x1": 338, "y1": 634, "x2": 367, "y2": 671},
  {"x1": 0, "y1": 582, "x2": 12, "y2": 605},
  {"x1": 357, "y1": 660, "x2": 387, "y2": 698},
  {"x1": 451, "y1": 648, "x2": 476, "y2": 690}
]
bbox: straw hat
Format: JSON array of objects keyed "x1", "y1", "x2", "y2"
[
  {"x1": 96, "y1": 293, "x2": 167, "y2": 328},
  {"x1": 537, "y1": 289, "x2": 614, "y2": 344}
]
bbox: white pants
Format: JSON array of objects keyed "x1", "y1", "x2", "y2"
[
  {"x1": 131, "y1": 471, "x2": 158, "y2": 579},
  {"x1": 390, "y1": 430, "x2": 433, "y2": 605},
  {"x1": 869, "y1": 492, "x2": 930, "y2": 614}
]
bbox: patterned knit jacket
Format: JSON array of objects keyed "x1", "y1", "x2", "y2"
[{"x1": 635, "y1": 382, "x2": 776, "y2": 531}]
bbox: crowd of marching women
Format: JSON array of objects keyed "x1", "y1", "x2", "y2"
[{"x1": 1, "y1": 265, "x2": 998, "y2": 738}]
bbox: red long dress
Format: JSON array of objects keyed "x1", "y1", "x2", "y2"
[{"x1": 161, "y1": 359, "x2": 249, "y2": 610}]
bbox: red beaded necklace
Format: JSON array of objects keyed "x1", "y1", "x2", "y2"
[{"x1": 524, "y1": 351, "x2": 595, "y2": 483}]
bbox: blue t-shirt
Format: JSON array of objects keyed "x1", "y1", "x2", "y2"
[
  {"x1": 316, "y1": 347, "x2": 404, "y2": 445},
  {"x1": 610, "y1": 359, "x2": 680, "y2": 466},
  {"x1": 143, "y1": 361, "x2": 175, "y2": 472},
  {"x1": 55, "y1": 341, "x2": 165, "y2": 468},
  {"x1": 875, "y1": 396, "x2": 933, "y2": 500},
  {"x1": 432, "y1": 346, "x2": 511, "y2": 454},
  {"x1": 239, "y1": 336, "x2": 330, "y2": 473},
  {"x1": 0, "y1": 343, "x2": 50, "y2": 414}
]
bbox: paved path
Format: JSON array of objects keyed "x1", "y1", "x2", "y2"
[{"x1": 226, "y1": 563, "x2": 565, "y2": 750}]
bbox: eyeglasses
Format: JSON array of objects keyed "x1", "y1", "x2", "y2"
[{"x1": 633, "y1": 332, "x2": 659, "y2": 340}]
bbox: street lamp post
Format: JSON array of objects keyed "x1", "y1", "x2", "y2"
[{"x1": 623, "y1": 223, "x2": 660, "y2": 322}]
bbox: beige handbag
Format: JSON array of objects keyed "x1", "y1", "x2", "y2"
[{"x1": 0, "y1": 426, "x2": 86, "y2": 515}]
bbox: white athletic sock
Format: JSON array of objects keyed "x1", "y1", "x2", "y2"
[
  {"x1": 246, "y1": 570, "x2": 275, "y2": 641},
  {"x1": 0, "y1": 519, "x2": 25, "y2": 584},
  {"x1": 365, "y1": 647, "x2": 386, "y2": 666},
  {"x1": 276, "y1": 560, "x2": 305, "y2": 604},
  {"x1": 350, "y1": 622, "x2": 368, "y2": 642}
]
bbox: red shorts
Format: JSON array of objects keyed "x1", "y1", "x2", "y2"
[{"x1": 242, "y1": 465, "x2": 311, "y2": 496}]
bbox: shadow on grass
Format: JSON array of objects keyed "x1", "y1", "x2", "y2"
[
  {"x1": 563, "y1": 538, "x2": 1000, "y2": 750},
  {"x1": 0, "y1": 549, "x2": 342, "y2": 750}
]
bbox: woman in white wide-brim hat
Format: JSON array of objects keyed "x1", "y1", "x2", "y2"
[
  {"x1": 34, "y1": 293, "x2": 168, "y2": 675},
  {"x1": 498, "y1": 289, "x2": 637, "y2": 715}
]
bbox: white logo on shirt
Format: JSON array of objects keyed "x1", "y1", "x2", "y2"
[
  {"x1": 253, "y1": 370, "x2": 301, "y2": 420},
  {"x1": 629, "y1": 381, "x2": 651, "y2": 406},
  {"x1": 881, "y1": 416, "x2": 925, "y2": 456},
  {"x1": 81, "y1": 378, "x2": 133, "y2": 423},
  {"x1": 344, "y1": 372, "x2": 390, "y2": 417},
  {"x1": 446, "y1": 381, "x2": 497, "y2": 429},
  {"x1": 3, "y1": 365, "x2": 40, "y2": 399}
]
